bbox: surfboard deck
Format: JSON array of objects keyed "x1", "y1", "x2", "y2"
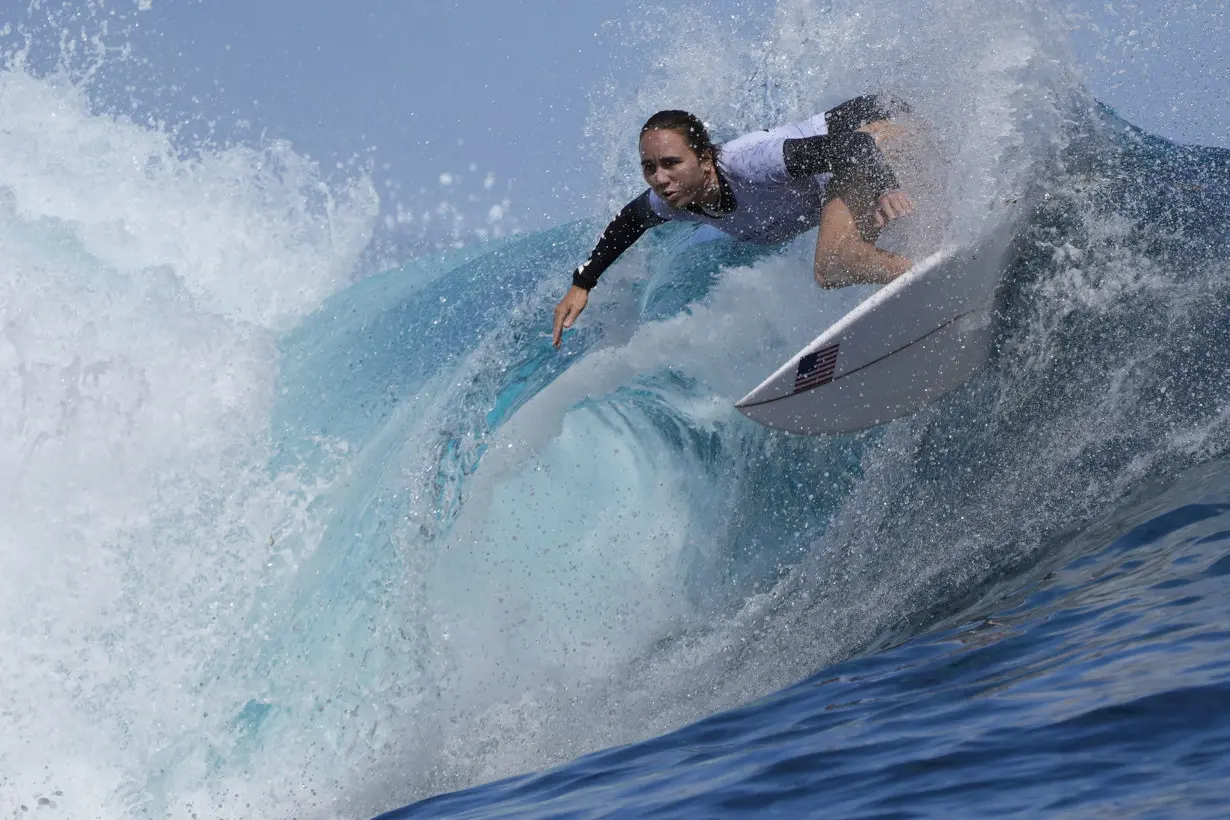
[{"x1": 735, "y1": 221, "x2": 1019, "y2": 435}]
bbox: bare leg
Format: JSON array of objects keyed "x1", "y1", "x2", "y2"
[{"x1": 813, "y1": 196, "x2": 911, "y2": 288}]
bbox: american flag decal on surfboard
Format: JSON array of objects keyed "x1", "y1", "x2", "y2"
[{"x1": 793, "y1": 343, "x2": 840, "y2": 393}]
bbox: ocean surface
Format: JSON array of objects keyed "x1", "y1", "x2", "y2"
[{"x1": 1, "y1": 0, "x2": 1229, "y2": 818}]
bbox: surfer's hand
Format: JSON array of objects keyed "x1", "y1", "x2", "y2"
[
  {"x1": 552, "y1": 285, "x2": 589, "y2": 348},
  {"x1": 873, "y1": 190, "x2": 914, "y2": 227}
]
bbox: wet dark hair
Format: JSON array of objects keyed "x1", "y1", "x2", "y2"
[{"x1": 640, "y1": 110, "x2": 720, "y2": 162}]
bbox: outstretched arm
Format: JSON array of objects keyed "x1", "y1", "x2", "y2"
[{"x1": 552, "y1": 191, "x2": 666, "y2": 347}]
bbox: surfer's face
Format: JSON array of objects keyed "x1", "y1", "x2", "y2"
[{"x1": 639, "y1": 129, "x2": 715, "y2": 209}]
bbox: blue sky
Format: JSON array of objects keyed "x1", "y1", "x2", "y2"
[
  {"x1": 1070, "y1": 0, "x2": 1228, "y2": 148},
  {"x1": 5, "y1": 0, "x2": 1226, "y2": 243},
  {"x1": 109, "y1": 0, "x2": 706, "y2": 235}
]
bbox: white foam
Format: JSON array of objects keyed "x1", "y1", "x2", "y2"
[{"x1": 0, "y1": 59, "x2": 377, "y2": 817}]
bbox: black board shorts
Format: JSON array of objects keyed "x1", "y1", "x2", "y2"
[{"x1": 823, "y1": 93, "x2": 913, "y2": 242}]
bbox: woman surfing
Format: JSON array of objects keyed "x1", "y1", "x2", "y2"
[{"x1": 552, "y1": 94, "x2": 920, "y2": 348}]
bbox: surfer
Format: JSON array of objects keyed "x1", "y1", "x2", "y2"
[{"x1": 552, "y1": 94, "x2": 918, "y2": 348}]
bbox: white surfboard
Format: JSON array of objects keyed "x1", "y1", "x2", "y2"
[{"x1": 736, "y1": 220, "x2": 1020, "y2": 435}]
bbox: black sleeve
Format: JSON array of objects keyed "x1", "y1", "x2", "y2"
[
  {"x1": 823, "y1": 93, "x2": 911, "y2": 134},
  {"x1": 571, "y1": 190, "x2": 667, "y2": 290},
  {"x1": 781, "y1": 131, "x2": 900, "y2": 199}
]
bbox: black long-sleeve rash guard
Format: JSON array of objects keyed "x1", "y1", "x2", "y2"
[
  {"x1": 570, "y1": 111, "x2": 902, "y2": 291},
  {"x1": 572, "y1": 190, "x2": 666, "y2": 290}
]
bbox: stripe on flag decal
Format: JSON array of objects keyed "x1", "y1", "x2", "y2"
[{"x1": 793, "y1": 343, "x2": 840, "y2": 393}]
